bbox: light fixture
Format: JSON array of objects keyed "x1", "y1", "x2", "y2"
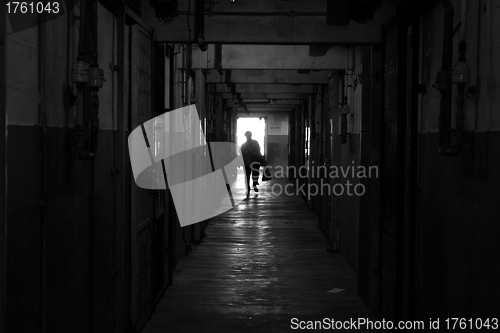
[{"x1": 229, "y1": 0, "x2": 235, "y2": 3}]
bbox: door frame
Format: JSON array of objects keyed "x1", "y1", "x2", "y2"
[
  {"x1": 129, "y1": 23, "x2": 154, "y2": 331},
  {"x1": 0, "y1": 1, "x2": 6, "y2": 330}
]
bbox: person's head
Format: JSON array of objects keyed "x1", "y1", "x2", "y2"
[{"x1": 244, "y1": 131, "x2": 252, "y2": 141}]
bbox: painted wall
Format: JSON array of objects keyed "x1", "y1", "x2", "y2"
[
  {"x1": 266, "y1": 114, "x2": 289, "y2": 169},
  {"x1": 417, "y1": 0, "x2": 500, "y2": 318}
]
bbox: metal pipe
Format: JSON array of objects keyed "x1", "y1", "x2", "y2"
[
  {"x1": 408, "y1": 15, "x2": 421, "y2": 319},
  {"x1": 195, "y1": 0, "x2": 207, "y2": 51},
  {"x1": 89, "y1": 0, "x2": 99, "y2": 158},
  {"x1": 459, "y1": 0, "x2": 467, "y2": 42},
  {"x1": 76, "y1": 87, "x2": 92, "y2": 160},
  {"x1": 90, "y1": 90, "x2": 99, "y2": 156},
  {"x1": 437, "y1": 0, "x2": 454, "y2": 155},
  {"x1": 0, "y1": 1, "x2": 6, "y2": 330},
  {"x1": 75, "y1": 0, "x2": 92, "y2": 160},
  {"x1": 114, "y1": 7, "x2": 129, "y2": 331},
  {"x1": 90, "y1": 0, "x2": 99, "y2": 156},
  {"x1": 458, "y1": 0, "x2": 468, "y2": 63},
  {"x1": 344, "y1": 47, "x2": 349, "y2": 102},
  {"x1": 182, "y1": 45, "x2": 187, "y2": 105},
  {"x1": 38, "y1": 9, "x2": 47, "y2": 333},
  {"x1": 438, "y1": 0, "x2": 468, "y2": 156},
  {"x1": 473, "y1": 0, "x2": 480, "y2": 132},
  {"x1": 75, "y1": 88, "x2": 85, "y2": 128},
  {"x1": 88, "y1": 154, "x2": 95, "y2": 333},
  {"x1": 77, "y1": 0, "x2": 87, "y2": 61},
  {"x1": 91, "y1": 0, "x2": 98, "y2": 66},
  {"x1": 88, "y1": 1, "x2": 99, "y2": 330},
  {"x1": 453, "y1": 0, "x2": 468, "y2": 155}
]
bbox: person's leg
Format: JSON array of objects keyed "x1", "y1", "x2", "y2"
[
  {"x1": 251, "y1": 162, "x2": 261, "y2": 191},
  {"x1": 244, "y1": 164, "x2": 251, "y2": 194}
]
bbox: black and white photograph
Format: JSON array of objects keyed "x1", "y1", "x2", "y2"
[{"x1": 1, "y1": 0, "x2": 499, "y2": 331}]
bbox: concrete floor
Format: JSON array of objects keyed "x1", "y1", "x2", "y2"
[{"x1": 141, "y1": 175, "x2": 373, "y2": 333}]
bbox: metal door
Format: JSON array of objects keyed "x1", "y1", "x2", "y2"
[{"x1": 151, "y1": 41, "x2": 168, "y2": 307}]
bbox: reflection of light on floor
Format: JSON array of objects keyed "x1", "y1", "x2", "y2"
[
  {"x1": 237, "y1": 117, "x2": 266, "y2": 156},
  {"x1": 227, "y1": 168, "x2": 250, "y2": 204},
  {"x1": 225, "y1": 167, "x2": 272, "y2": 255}
]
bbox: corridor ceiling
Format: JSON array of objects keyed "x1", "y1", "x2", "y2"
[
  {"x1": 146, "y1": 0, "x2": 394, "y2": 43},
  {"x1": 142, "y1": 0, "x2": 395, "y2": 114}
]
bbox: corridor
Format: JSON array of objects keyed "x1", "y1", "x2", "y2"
[
  {"x1": 2, "y1": 0, "x2": 500, "y2": 331},
  {"x1": 142, "y1": 177, "x2": 371, "y2": 333}
]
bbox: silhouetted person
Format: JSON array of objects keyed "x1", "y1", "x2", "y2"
[{"x1": 241, "y1": 131, "x2": 262, "y2": 196}]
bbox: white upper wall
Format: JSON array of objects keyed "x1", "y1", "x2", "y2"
[{"x1": 6, "y1": 2, "x2": 118, "y2": 130}]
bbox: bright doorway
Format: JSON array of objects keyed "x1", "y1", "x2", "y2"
[{"x1": 236, "y1": 117, "x2": 266, "y2": 156}]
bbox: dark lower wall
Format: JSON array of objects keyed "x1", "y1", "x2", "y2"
[
  {"x1": 6, "y1": 125, "x2": 114, "y2": 332},
  {"x1": 6, "y1": 126, "x2": 43, "y2": 331},
  {"x1": 417, "y1": 131, "x2": 500, "y2": 318}
]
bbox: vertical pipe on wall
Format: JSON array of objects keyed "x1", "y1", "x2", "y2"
[
  {"x1": 74, "y1": 0, "x2": 101, "y2": 161},
  {"x1": 0, "y1": 0, "x2": 5, "y2": 328},
  {"x1": 437, "y1": 0, "x2": 453, "y2": 154},
  {"x1": 87, "y1": 0, "x2": 104, "y2": 329},
  {"x1": 459, "y1": 0, "x2": 467, "y2": 42},
  {"x1": 88, "y1": 151, "x2": 95, "y2": 333},
  {"x1": 37, "y1": 8, "x2": 48, "y2": 333},
  {"x1": 114, "y1": 6, "x2": 129, "y2": 332},
  {"x1": 75, "y1": 0, "x2": 92, "y2": 160},
  {"x1": 195, "y1": 0, "x2": 207, "y2": 51},
  {"x1": 437, "y1": 0, "x2": 468, "y2": 156},
  {"x1": 472, "y1": 0, "x2": 481, "y2": 132},
  {"x1": 88, "y1": 1, "x2": 95, "y2": 323},
  {"x1": 408, "y1": 14, "x2": 421, "y2": 320},
  {"x1": 453, "y1": 0, "x2": 468, "y2": 155},
  {"x1": 89, "y1": 0, "x2": 100, "y2": 157},
  {"x1": 181, "y1": 45, "x2": 187, "y2": 106},
  {"x1": 77, "y1": 0, "x2": 87, "y2": 61}
]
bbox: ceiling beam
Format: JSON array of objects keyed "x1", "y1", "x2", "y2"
[
  {"x1": 234, "y1": 107, "x2": 295, "y2": 113},
  {"x1": 233, "y1": 103, "x2": 298, "y2": 108},
  {"x1": 221, "y1": 45, "x2": 346, "y2": 70},
  {"x1": 205, "y1": 69, "x2": 332, "y2": 84},
  {"x1": 219, "y1": 93, "x2": 309, "y2": 100},
  {"x1": 215, "y1": 83, "x2": 314, "y2": 94},
  {"x1": 234, "y1": 100, "x2": 302, "y2": 105}
]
